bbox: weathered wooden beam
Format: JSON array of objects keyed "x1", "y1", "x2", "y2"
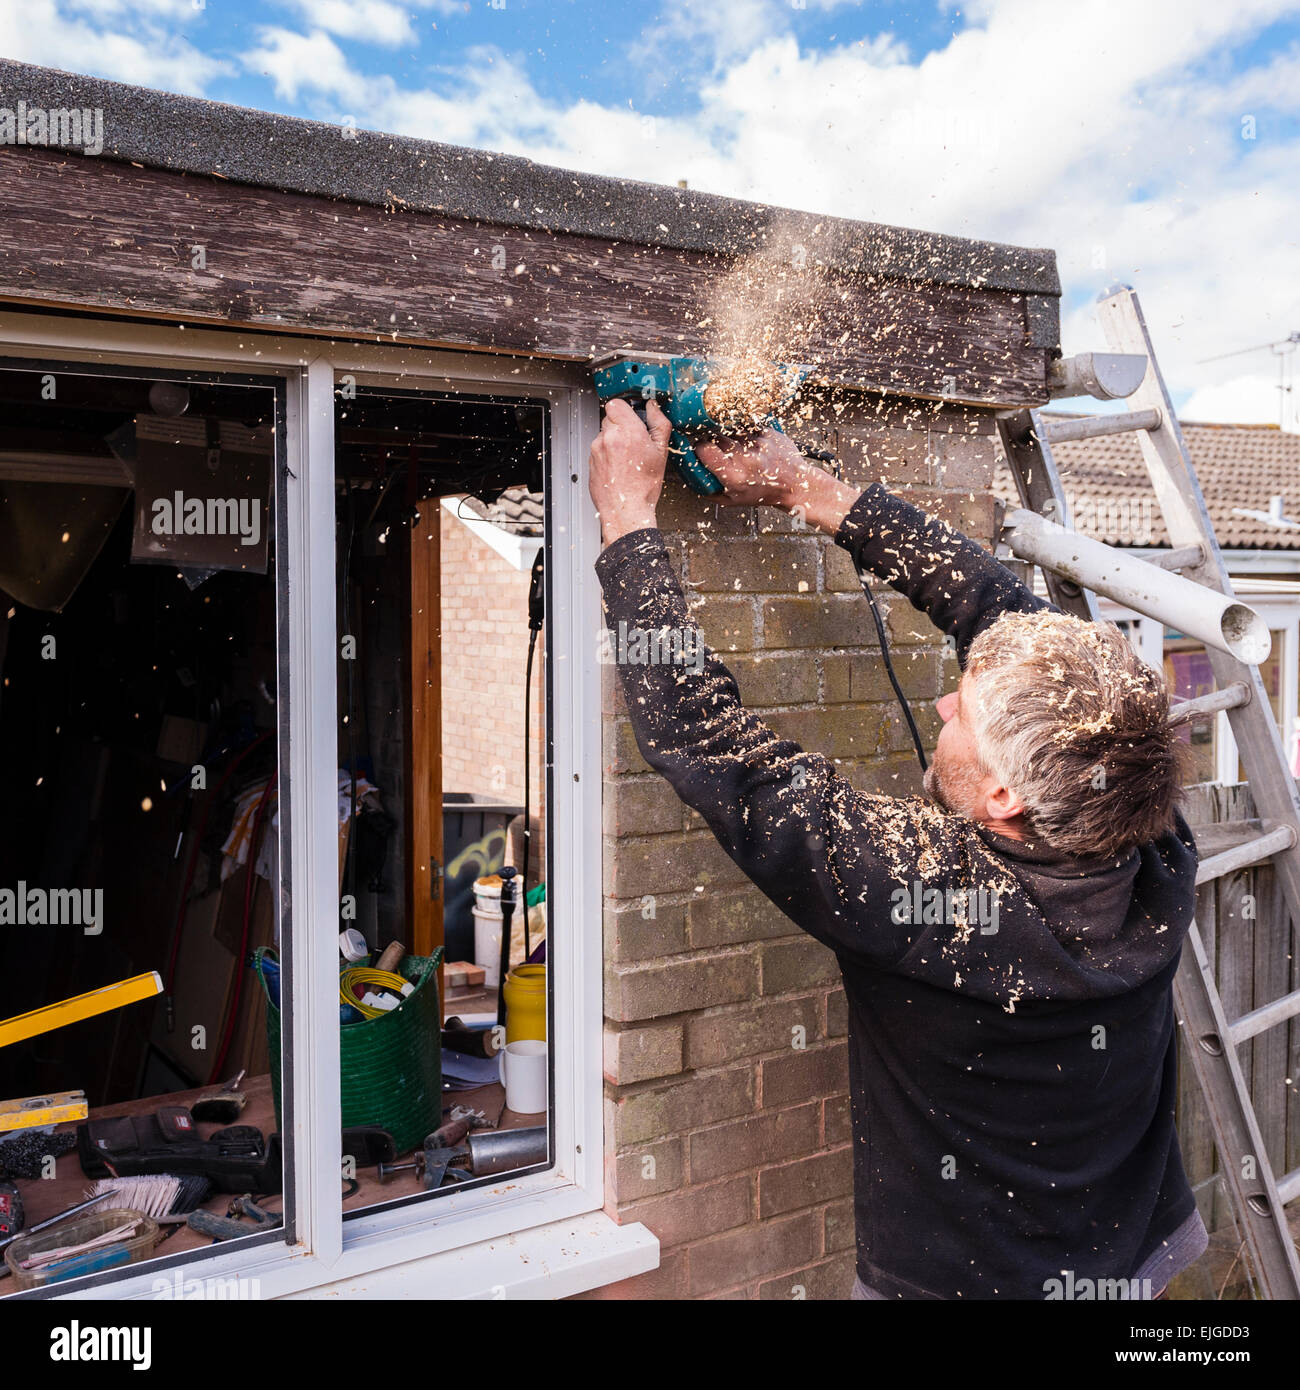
[{"x1": 0, "y1": 148, "x2": 1050, "y2": 408}]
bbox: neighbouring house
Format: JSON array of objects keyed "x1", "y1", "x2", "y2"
[
  {"x1": 0, "y1": 58, "x2": 1064, "y2": 1299},
  {"x1": 993, "y1": 419, "x2": 1300, "y2": 783}
]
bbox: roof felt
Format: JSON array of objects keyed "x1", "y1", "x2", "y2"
[
  {"x1": 993, "y1": 418, "x2": 1300, "y2": 551},
  {"x1": 0, "y1": 59, "x2": 1059, "y2": 299}
]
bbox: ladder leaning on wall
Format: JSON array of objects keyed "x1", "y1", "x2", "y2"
[{"x1": 993, "y1": 284, "x2": 1300, "y2": 1300}]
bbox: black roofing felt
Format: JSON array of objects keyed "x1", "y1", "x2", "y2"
[{"x1": 0, "y1": 59, "x2": 1059, "y2": 299}]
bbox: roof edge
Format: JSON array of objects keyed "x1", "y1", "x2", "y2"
[{"x1": 0, "y1": 59, "x2": 1061, "y2": 298}]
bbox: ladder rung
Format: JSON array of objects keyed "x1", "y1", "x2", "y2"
[
  {"x1": 1277, "y1": 1167, "x2": 1300, "y2": 1206},
  {"x1": 1040, "y1": 408, "x2": 1161, "y2": 444},
  {"x1": 1139, "y1": 544, "x2": 1204, "y2": 572},
  {"x1": 1195, "y1": 824, "x2": 1298, "y2": 885},
  {"x1": 1229, "y1": 988, "x2": 1300, "y2": 1046},
  {"x1": 1168, "y1": 682, "x2": 1251, "y2": 727}
]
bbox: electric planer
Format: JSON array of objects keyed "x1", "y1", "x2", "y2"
[{"x1": 592, "y1": 354, "x2": 812, "y2": 496}]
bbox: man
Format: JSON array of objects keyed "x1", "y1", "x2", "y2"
[{"x1": 589, "y1": 396, "x2": 1207, "y2": 1301}]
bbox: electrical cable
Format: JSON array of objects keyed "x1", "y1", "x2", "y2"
[
  {"x1": 339, "y1": 966, "x2": 412, "y2": 1020},
  {"x1": 794, "y1": 441, "x2": 928, "y2": 775},
  {"x1": 856, "y1": 570, "x2": 928, "y2": 774},
  {"x1": 521, "y1": 549, "x2": 544, "y2": 960}
]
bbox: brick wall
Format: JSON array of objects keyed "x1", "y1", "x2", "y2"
[
  {"x1": 579, "y1": 394, "x2": 1001, "y2": 1300},
  {"x1": 439, "y1": 506, "x2": 546, "y2": 888}
]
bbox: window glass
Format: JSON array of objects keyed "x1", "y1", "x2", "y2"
[
  {"x1": 0, "y1": 363, "x2": 286, "y2": 1292},
  {"x1": 333, "y1": 385, "x2": 552, "y2": 1216}
]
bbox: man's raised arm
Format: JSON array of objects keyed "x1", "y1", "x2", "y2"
[{"x1": 695, "y1": 433, "x2": 1054, "y2": 667}]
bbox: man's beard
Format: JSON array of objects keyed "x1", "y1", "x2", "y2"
[{"x1": 923, "y1": 745, "x2": 983, "y2": 819}]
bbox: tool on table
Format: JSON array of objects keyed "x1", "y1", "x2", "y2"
[
  {"x1": 77, "y1": 1109, "x2": 282, "y2": 1194},
  {"x1": 495, "y1": 867, "x2": 518, "y2": 1029},
  {"x1": 592, "y1": 354, "x2": 813, "y2": 496},
  {"x1": 342, "y1": 1125, "x2": 396, "y2": 1169},
  {"x1": 191, "y1": 1069, "x2": 247, "y2": 1123},
  {"x1": 441, "y1": 1018, "x2": 501, "y2": 1060},
  {"x1": 186, "y1": 1194, "x2": 282, "y2": 1243},
  {"x1": 0, "y1": 1090, "x2": 89, "y2": 1132},
  {"x1": 375, "y1": 1109, "x2": 492, "y2": 1189},
  {"x1": 465, "y1": 1126, "x2": 548, "y2": 1177},
  {"x1": 0, "y1": 972, "x2": 162, "y2": 1049},
  {"x1": 86, "y1": 1173, "x2": 212, "y2": 1223}
]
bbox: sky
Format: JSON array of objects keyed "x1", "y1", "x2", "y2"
[{"x1": 4, "y1": 0, "x2": 1300, "y2": 426}]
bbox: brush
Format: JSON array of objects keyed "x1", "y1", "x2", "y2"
[{"x1": 85, "y1": 1174, "x2": 211, "y2": 1224}]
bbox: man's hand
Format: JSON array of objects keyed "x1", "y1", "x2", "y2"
[
  {"x1": 693, "y1": 429, "x2": 808, "y2": 508},
  {"x1": 589, "y1": 397, "x2": 671, "y2": 545},
  {"x1": 696, "y1": 429, "x2": 862, "y2": 537}
]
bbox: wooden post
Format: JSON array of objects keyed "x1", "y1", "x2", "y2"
[{"x1": 406, "y1": 498, "x2": 444, "y2": 1014}]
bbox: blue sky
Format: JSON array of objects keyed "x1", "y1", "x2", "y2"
[{"x1": 5, "y1": 0, "x2": 1300, "y2": 424}]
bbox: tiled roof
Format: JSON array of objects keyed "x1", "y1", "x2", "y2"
[
  {"x1": 462, "y1": 488, "x2": 544, "y2": 538},
  {"x1": 993, "y1": 418, "x2": 1300, "y2": 550}
]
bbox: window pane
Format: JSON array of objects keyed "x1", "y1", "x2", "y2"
[
  {"x1": 0, "y1": 363, "x2": 286, "y2": 1291},
  {"x1": 334, "y1": 385, "x2": 551, "y2": 1216}
]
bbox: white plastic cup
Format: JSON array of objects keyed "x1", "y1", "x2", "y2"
[{"x1": 498, "y1": 1039, "x2": 547, "y2": 1114}]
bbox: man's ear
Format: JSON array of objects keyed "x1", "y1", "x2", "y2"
[{"x1": 983, "y1": 783, "x2": 1025, "y2": 823}]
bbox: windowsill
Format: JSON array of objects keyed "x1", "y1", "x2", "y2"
[{"x1": 280, "y1": 1211, "x2": 657, "y2": 1300}]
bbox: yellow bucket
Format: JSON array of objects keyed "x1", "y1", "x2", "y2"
[{"x1": 503, "y1": 964, "x2": 546, "y2": 1043}]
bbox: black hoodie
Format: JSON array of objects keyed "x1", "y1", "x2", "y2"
[{"x1": 595, "y1": 482, "x2": 1203, "y2": 1300}]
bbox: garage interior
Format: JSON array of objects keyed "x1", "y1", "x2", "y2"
[{"x1": 0, "y1": 361, "x2": 551, "y2": 1274}]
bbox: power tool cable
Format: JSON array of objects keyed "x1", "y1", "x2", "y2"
[{"x1": 795, "y1": 441, "x2": 928, "y2": 775}]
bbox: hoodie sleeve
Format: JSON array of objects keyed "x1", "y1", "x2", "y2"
[
  {"x1": 595, "y1": 525, "x2": 970, "y2": 970},
  {"x1": 834, "y1": 483, "x2": 1056, "y2": 666}
]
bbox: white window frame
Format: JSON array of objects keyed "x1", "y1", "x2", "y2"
[{"x1": 0, "y1": 310, "x2": 655, "y2": 1301}]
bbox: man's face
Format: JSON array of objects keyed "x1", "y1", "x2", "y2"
[{"x1": 923, "y1": 673, "x2": 991, "y2": 819}]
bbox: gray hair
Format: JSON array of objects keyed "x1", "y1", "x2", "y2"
[{"x1": 964, "y1": 611, "x2": 1186, "y2": 860}]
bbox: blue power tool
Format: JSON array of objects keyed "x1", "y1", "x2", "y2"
[{"x1": 592, "y1": 354, "x2": 813, "y2": 496}]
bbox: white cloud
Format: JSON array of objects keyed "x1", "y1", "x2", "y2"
[
  {"x1": 243, "y1": 27, "x2": 373, "y2": 107},
  {"x1": 277, "y1": 0, "x2": 420, "y2": 47},
  {"x1": 2, "y1": 0, "x2": 229, "y2": 93},
  {"x1": 1183, "y1": 369, "x2": 1298, "y2": 430}
]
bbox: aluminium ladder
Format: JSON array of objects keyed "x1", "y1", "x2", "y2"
[{"x1": 995, "y1": 284, "x2": 1300, "y2": 1300}]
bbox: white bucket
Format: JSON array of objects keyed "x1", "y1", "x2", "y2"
[{"x1": 474, "y1": 902, "x2": 504, "y2": 988}]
